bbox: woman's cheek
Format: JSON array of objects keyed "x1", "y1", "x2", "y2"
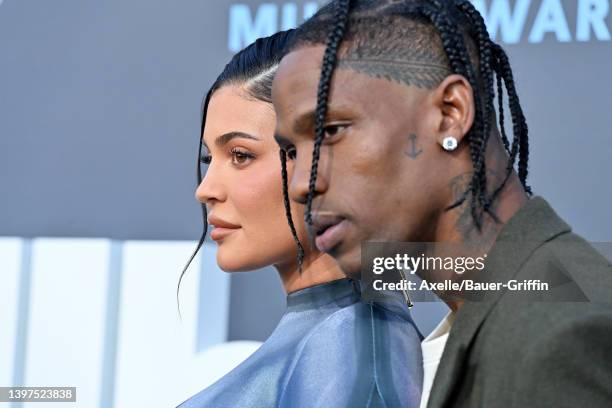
[{"x1": 232, "y1": 162, "x2": 284, "y2": 238}]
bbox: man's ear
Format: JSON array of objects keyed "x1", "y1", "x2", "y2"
[{"x1": 432, "y1": 74, "x2": 475, "y2": 148}]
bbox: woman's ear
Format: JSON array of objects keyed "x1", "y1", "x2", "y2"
[{"x1": 433, "y1": 74, "x2": 475, "y2": 149}]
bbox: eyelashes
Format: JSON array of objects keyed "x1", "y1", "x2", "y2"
[
  {"x1": 323, "y1": 123, "x2": 348, "y2": 139},
  {"x1": 230, "y1": 147, "x2": 255, "y2": 165},
  {"x1": 200, "y1": 123, "x2": 348, "y2": 166},
  {"x1": 281, "y1": 123, "x2": 349, "y2": 161},
  {"x1": 199, "y1": 148, "x2": 255, "y2": 167}
]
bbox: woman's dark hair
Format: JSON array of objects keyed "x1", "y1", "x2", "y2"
[
  {"x1": 285, "y1": 0, "x2": 532, "y2": 238},
  {"x1": 176, "y1": 29, "x2": 304, "y2": 318}
]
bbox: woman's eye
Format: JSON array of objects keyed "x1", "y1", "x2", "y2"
[
  {"x1": 323, "y1": 124, "x2": 347, "y2": 139},
  {"x1": 230, "y1": 148, "x2": 255, "y2": 166},
  {"x1": 200, "y1": 154, "x2": 212, "y2": 165}
]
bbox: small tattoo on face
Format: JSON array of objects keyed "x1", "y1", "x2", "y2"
[{"x1": 404, "y1": 133, "x2": 423, "y2": 159}]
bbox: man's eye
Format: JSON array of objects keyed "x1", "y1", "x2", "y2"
[{"x1": 323, "y1": 124, "x2": 347, "y2": 139}]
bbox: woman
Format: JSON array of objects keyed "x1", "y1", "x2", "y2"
[{"x1": 176, "y1": 30, "x2": 423, "y2": 407}]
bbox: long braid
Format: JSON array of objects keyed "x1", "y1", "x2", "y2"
[
  {"x1": 496, "y1": 68, "x2": 511, "y2": 153},
  {"x1": 456, "y1": 0, "x2": 533, "y2": 205},
  {"x1": 455, "y1": 0, "x2": 499, "y2": 221},
  {"x1": 408, "y1": 1, "x2": 530, "y2": 224},
  {"x1": 497, "y1": 46, "x2": 532, "y2": 194},
  {"x1": 280, "y1": 148, "x2": 306, "y2": 270},
  {"x1": 487, "y1": 43, "x2": 522, "y2": 201},
  {"x1": 490, "y1": 42, "x2": 532, "y2": 196},
  {"x1": 408, "y1": 1, "x2": 490, "y2": 228},
  {"x1": 306, "y1": 0, "x2": 352, "y2": 226},
  {"x1": 383, "y1": 2, "x2": 478, "y2": 213}
]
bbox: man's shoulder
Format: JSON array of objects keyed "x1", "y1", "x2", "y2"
[
  {"x1": 484, "y1": 239, "x2": 612, "y2": 350},
  {"x1": 488, "y1": 229, "x2": 612, "y2": 332},
  {"x1": 476, "y1": 227, "x2": 612, "y2": 352},
  {"x1": 470, "y1": 300, "x2": 612, "y2": 405},
  {"x1": 522, "y1": 229, "x2": 612, "y2": 301}
]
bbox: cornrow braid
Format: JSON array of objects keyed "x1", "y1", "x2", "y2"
[
  {"x1": 455, "y1": 0, "x2": 532, "y2": 207},
  {"x1": 397, "y1": 0, "x2": 534, "y2": 222},
  {"x1": 306, "y1": 0, "x2": 352, "y2": 226},
  {"x1": 388, "y1": 0, "x2": 493, "y2": 227},
  {"x1": 280, "y1": 148, "x2": 306, "y2": 270}
]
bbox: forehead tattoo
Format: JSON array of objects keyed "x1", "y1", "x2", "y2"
[
  {"x1": 335, "y1": 19, "x2": 453, "y2": 89},
  {"x1": 338, "y1": 56, "x2": 451, "y2": 89}
]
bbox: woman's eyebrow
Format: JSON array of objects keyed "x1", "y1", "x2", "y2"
[{"x1": 215, "y1": 131, "x2": 260, "y2": 147}]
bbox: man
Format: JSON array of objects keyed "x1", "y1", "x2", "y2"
[{"x1": 272, "y1": 0, "x2": 612, "y2": 407}]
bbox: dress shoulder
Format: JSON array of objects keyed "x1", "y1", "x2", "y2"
[{"x1": 278, "y1": 302, "x2": 423, "y2": 408}]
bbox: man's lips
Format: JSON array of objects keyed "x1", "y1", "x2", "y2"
[
  {"x1": 311, "y1": 213, "x2": 347, "y2": 253},
  {"x1": 208, "y1": 216, "x2": 241, "y2": 241}
]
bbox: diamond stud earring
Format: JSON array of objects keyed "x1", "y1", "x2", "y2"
[{"x1": 442, "y1": 136, "x2": 458, "y2": 151}]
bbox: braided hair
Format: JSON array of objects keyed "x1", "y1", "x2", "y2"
[
  {"x1": 282, "y1": 0, "x2": 532, "y2": 240},
  {"x1": 177, "y1": 29, "x2": 305, "y2": 318},
  {"x1": 304, "y1": 0, "x2": 353, "y2": 226}
]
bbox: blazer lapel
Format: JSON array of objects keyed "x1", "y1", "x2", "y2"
[{"x1": 426, "y1": 196, "x2": 572, "y2": 408}]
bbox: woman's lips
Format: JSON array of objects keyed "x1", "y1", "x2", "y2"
[
  {"x1": 314, "y1": 218, "x2": 347, "y2": 253},
  {"x1": 210, "y1": 226, "x2": 240, "y2": 241},
  {"x1": 208, "y1": 215, "x2": 240, "y2": 241}
]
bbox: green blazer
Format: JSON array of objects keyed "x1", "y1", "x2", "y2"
[{"x1": 427, "y1": 196, "x2": 612, "y2": 407}]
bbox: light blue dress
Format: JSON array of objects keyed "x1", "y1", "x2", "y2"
[{"x1": 177, "y1": 278, "x2": 423, "y2": 407}]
